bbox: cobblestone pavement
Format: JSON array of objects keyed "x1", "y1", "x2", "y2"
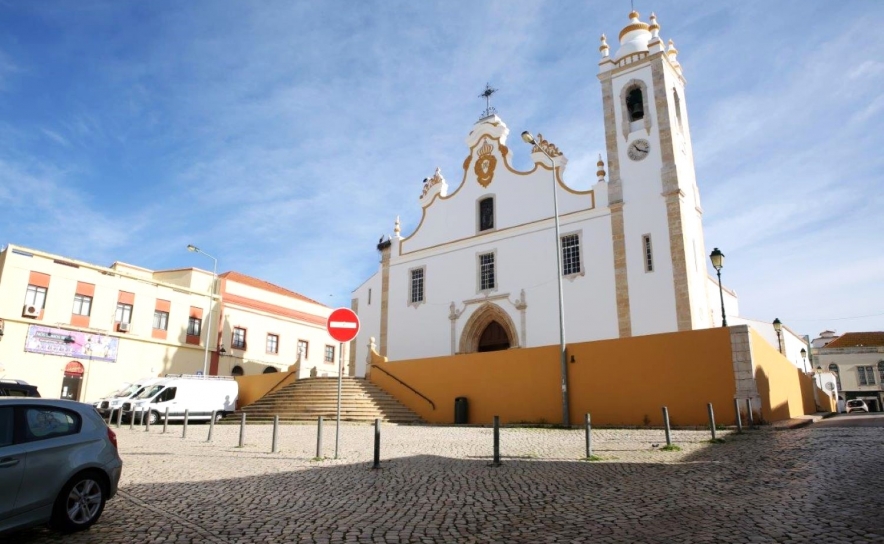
[{"x1": 12, "y1": 421, "x2": 884, "y2": 543}]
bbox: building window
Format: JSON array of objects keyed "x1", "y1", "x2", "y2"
[
  {"x1": 829, "y1": 363, "x2": 841, "y2": 391},
  {"x1": 561, "y1": 234, "x2": 581, "y2": 276},
  {"x1": 673, "y1": 87, "x2": 683, "y2": 131},
  {"x1": 478, "y1": 197, "x2": 494, "y2": 231},
  {"x1": 368, "y1": 288, "x2": 372, "y2": 305},
  {"x1": 479, "y1": 252, "x2": 496, "y2": 291},
  {"x1": 152, "y1": 311, "x2": 169, "y2": 331},
  {"x1": 626, "y1": 86, "x2": 644, "y2": 121},
  {"x1": 187, "y1": 317, "x2": 202, "y2": 337},
  {"x1": 232, "y1": 327, "x2": 246, "y2": 349},
  {"x1": 642, "y1": 234, "x2": 654, "y2": 272},
  {"x1": 266, "y1": 334, "x2": 279, "y2": 354},
  {"x1": 325, "y1": 345, "x2": 335, "y2": 364},
  {"x1": 72, "y1": 294, "x2": 92, "y2": 316},
  {"x1": 858, "y1": 366, "x2": 876, "y2": 386},
  {"x1": 115, "y1": 303, "x2": 133, "y2": 324},
  {"x1": 410, "y1": 267, "x2": 425, "y2": 304},
  {"x1": 878, "y1": 361, "x2": 884, "y2": 384},
  {"x1": 25, "y1": 285, "x2": 48, "y2": 309},
  {"x1": 298, "y1": 340, "x2": 309, "y2": 359}
]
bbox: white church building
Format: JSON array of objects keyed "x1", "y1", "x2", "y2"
[{"x1": 351, "y1": 11, "x2": 741, "y2": 372}]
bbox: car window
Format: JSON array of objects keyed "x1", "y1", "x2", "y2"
[
  {"x1": 0, "y1": 407, "x2": 12, "y2": 447},
  {"x1": 154, "y1": 387, "x2": 176, "y2": 402},
  {"x1": 135, "y1": 385, "x2": 164, "y2": 399},
  {"x1": 5, "y1": 389, "x2": 29, "y2": 397},
  {"x1": 23, "y1": 407, "x2": 81, "y2": 442}
]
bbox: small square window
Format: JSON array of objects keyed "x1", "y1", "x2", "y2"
[
  {"x1": 232, "y1": 327, "x2": 246, "y2": 349},
  {"x1": 267, "y1": 334, "x2": 279, "y2": 354},
  {"x1": 153, "y1": 310, "x2": 169, "y2": 331},
  {"x1": 25, "y1": 285, "x2": 48, "y2": 309},
  {"x1": 298, "y1": 340, "x2": 309, "y2": 359},
  {"x1": 72, "y1": 294, "x2": 92, "y2": 316},
  {"x1": 561, "y1": 234, "x2": 581, "y2": 276},
  {"x1": 325, "y1": 345, "x2": 335, "y2": 363},
  {"x1": 187, "y1": 317, "x2": 202, "y2": 337},
  {"x1": 115, "y1": 303, "x2": 133, "y2": 324}
]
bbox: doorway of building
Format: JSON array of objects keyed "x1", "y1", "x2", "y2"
[
  {"x1": 60, "y1": 361, "x2": 85, "y2": 400},
  {"x1": 477, "y1": 321, "x2": 510, "y2": 352}
]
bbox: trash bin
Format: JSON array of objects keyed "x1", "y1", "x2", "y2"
[{"x1": 454, "y1": 397, "x2": 468, "y2": 424}]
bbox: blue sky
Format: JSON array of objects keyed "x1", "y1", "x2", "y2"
[{"x1": 0, "y1": 1, "x2": 881, "y2": 339}]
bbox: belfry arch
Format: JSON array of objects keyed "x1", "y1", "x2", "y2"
[{"x1": 458, "y1": 302, "x2": 519, "y2": 354}]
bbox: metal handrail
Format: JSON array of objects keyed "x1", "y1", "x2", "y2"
[{"x1": 372, "y1": 365, "x2": 436, "y2": 410}]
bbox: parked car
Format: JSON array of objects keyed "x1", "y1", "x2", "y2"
[
  {"x1": 846, "y1": 399, "x2": 869, "y2": 413},
  {"x1": 93, "y1": 378, "x2": 164, "y2": 420},
  {"x1": 122, "y1": 374, "x2": 238, "y2": 425},
  {"x1": 0, "y1": 398, "x2": 122, "y2": 535},
  {"x1": 0, "y1": 379, "x2": 40, "y2": 398}
]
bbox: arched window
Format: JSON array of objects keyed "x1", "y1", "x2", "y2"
[
  {"x1": 231, "y1": 365, "x2": 244, "y2": 376},
  {"x1": 626, "y1": 87, "x2": 644, "y2": 121},
  {"x1": 828, "y1": 363, "x2": 841, "y2": 391},
  {"x1": 478, "y1": 321, "x2": 510, "y2": 352},
  {"x1": 263, "y1": 366, "x2": 278, "y2": 374},
  {"x1": 478, "y1": 197, "x2": 494, "y2": 232}
]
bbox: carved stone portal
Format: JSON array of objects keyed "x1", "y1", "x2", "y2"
[{"x1": 458, "y1": 302, "x2": 519, "y2": 354}]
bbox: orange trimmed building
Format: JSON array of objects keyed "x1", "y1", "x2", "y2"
[{"x1": 0, "y1": 243, "x2": 345, "y2": 403}]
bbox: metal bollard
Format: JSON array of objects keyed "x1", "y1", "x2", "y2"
[
  {"x1": 163, "y1": 407, "x2": 170, "y2": 434},
  {"x1": 585, "y1": 413, "x2": 592, "y2": 459},
  {"x1": 372, "y1": 418, "x2": 381, "y2": 470},
  {"x1": 138, "y1": 409, "x2": 144, "y2": 427},
  {"x1": 272, "y1": 415, "x2": 279, "y2": 454},
  {"x1": 734, "y1": 398, "x2": 743, "y2": 433},
  {"x1": 316, "y1": 416, "x2": 324, "y2": 458},
  {"x1": 145, "y1": 410, "x2": 151, "y2": 432},
  {"x1": 707, "y1": 403, "x2": 716, "y2": 440},
  {"x1": 129, "y1": 411, "x2": 134, "y2": 431},
  {"x1": 662, "y1": 406, "x2": 672, "y2": 446},
  {"x1": 107, "y1": 410, "x2": 114, "y2": 426},
  {"x1": 746, "y1": 399, "x2": 754, "y2": 427},
  {"x1": 492, "y1": 415, "x2": 501, "y2": 467},
  {"x1": 116, "y1": 408, "x2": 122, "y2": 429},
  {"x1": 238, "y1": 412, "x2": 246, "y2": 448},
  {"x1": 182, "y1": 409, "x2": 189, "y2": 438},
  {"x1": 207, "y1": 411, "x2": 216, "y2": 443}
]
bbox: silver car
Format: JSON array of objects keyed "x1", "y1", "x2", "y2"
[{"x1": 0, "y1": 398, "x2": 123, "y2": 534}]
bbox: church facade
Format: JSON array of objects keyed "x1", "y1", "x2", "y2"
[{"x1": 351, "y1": 11, "x2": 732, "y2": 373}]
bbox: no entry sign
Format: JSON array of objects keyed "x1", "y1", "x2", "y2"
[{"x1": 326, "y1": 308, "x2": 360, "y2": 343}]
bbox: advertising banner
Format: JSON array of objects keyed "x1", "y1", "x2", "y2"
[{"x1": 25, "y1": 325, "x2": 119, "y2": 363}]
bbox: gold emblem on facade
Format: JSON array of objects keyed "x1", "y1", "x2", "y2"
[{"x1": 474, "y1": 139, "x2": 497, "y2": 188}]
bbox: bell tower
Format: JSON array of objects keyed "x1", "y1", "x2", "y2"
[{"x1": 598, "y1": 11, "x2": 710, "y2": 337}]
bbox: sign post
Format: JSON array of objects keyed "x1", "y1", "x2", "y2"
[{"x1": 326, "y1": 308, "x2": 360, "y2": 460}]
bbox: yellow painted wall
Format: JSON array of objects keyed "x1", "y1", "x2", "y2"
[
  {"x1": 235, "y1": 369, "x2": 298, "y2": 408},
  {"x1": 750, "y1": 329, "x2": 816, "y2": 422},
  {"x1": 371, "y1": 327, "x2": 738, "y2": 426}
]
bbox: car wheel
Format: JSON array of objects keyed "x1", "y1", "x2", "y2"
[
  {"x1": 148, "y1": 410, "x2": 160, "y2": 425},
  {"x1": 51, "y1": 471, "x2": 107, "y2": 533},
  {"x1": 214, "y1": 412, "x2": 224, "y2": 424}
]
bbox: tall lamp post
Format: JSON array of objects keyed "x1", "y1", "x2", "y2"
[
  {"x1": 773, "y1": 318, "x2": 784, "y2": 355},
  {"x1": 187, "y1": 245, "x2": 217, "y2": 377},
  {"x1": 709, "y1": 248, "x2": 727, "y2": 327},
  {"x1": 520, "y1": 130, "x2": 570, "y2": 427},
  {"x1": 800, "y1": 348, "x2": 808, "y2": 373}
]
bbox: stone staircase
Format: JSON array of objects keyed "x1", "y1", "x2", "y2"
[{"x1": 229, "y1": 377, "x2": 423, "y2": 424}]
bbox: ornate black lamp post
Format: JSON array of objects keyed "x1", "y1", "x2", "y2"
[
  {"x1": 773, "y1": 318, "x2": 783, "y2": 354},
  {"x1": 709, "y1": 248, "x2": 727, "y2": 327}
]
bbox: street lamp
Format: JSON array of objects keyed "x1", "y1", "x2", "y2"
[
  {"x1": 772, "y1": 318, "x2": 783, "y2": 354},
  {"x1": 709, "y1": 248, "x2": 727, "y2": 327},
  {"x1": 800, "y1": 347, "x2": 808, "y2": 373},
  {"x1": 520, "y1": 130, "x2": 570, "y2": 427},
  {"x1": 187, "y1": 244, "x2": 217, "y2": 377}
]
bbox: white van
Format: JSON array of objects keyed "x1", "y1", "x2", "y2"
[
  {"x1": 94, "y1": 377, "x2": 165, "y2": 419},
  {"x1": 122, "y1": 375, "x2": 238, "y2": 425}
]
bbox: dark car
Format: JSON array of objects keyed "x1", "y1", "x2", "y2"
[{"x1": 0, "y1": 380, "x2": 40, "y2": 398}]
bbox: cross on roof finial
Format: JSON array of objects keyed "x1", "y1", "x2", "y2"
[{"x1": 479, "y1": 83, "x2": 498, "y2": 118}]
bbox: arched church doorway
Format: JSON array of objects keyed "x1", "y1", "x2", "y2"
[{"x1": 478, "y1": 321, "x2": 510, "y2": 352}]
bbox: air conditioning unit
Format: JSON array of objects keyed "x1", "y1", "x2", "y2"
[
  {"x1": 22, "y1": 304, "x2": 40, "y2": 318},
  {"x1": 118, "y1": 322, "x2": 131, "y2": 332}
]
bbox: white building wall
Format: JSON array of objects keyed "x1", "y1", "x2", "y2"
[{"x1": 351, "y1": 270, "x2": 382, "y2": 377}]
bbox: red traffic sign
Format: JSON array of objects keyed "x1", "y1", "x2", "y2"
[{"x1": 326, "y1": 308, "x2": 360, "y2": 343}]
